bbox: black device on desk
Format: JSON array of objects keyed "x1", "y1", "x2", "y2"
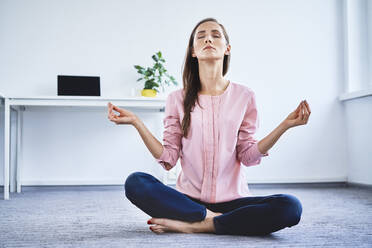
[{"x1": 58, "y1": 75, "x2": 101, "y2": 96}]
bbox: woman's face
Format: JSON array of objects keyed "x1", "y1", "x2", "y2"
[{"x1": 191, "y1": 21, "x2": 231, "y2": 61}]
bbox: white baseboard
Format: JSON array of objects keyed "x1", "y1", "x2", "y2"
[
  {"x1": 15, "y1": 176, "x2": 348, "y2": 186},
  {"x1": 246, "y1": 176, "x2": 347, "y2": 184},
  {"x1": 20, "y1": 180, "x2": 127, "y2": 186}
]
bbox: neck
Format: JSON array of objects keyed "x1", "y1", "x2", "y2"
[{"x1": 198, "y1": 59, "x2": 228, "y2": 95}]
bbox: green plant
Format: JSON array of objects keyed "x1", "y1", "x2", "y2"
[{"x1": 134, "y1": 51, "x2": 178, "y2": 93}]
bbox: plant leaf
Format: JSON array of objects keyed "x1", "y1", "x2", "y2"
[{"x1": 134, "y1": 65, "x2": 144, "y2": 70}]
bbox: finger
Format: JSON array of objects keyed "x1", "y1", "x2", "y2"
[
  {"x1": 109, "y1": 114, "x2": 118, "y2": 122},
  {"x1": 296, "y1": 101, "x2": 302, "y2": 110},
  {"x1": 113, "y1": 105, "x2": 131, "y2": 115},
  {"x1": 301, "y1": 103, "x2": 307, "y2": 120},
  {"x1": 108, "y1": 103, "x2": 114, "y2": 115},
  {"x1": 303, "y1": 105, "x2": 309, "y2": 122},
  {"x1": 301, "y1": 102, "x2": 305, "y2": 121},
  {"x1": 108, "y1": 102, "x2": 113, "y2": 110},
  {"x1": 304, "y1": 100, "x2": 311, "y2": 114},
  {"x1": 295, "y1": 101, "x2": 303, "y2": 114},
  {"x1": 112, "y1": 105, "x2": 123, "y2": 113},
  {"x1": 298, "y1": 103, "x2": 304, "y2": 121}
]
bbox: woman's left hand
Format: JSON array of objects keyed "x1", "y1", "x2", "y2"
[{"x1": 283, "y1": 100, "x2": 311, "y2": 129}]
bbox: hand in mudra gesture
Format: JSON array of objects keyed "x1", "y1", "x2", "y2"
[
  {"x1": 107, "y1": 102, "x2": 137, "y2": 125},
  {"x1": 283, "y1": 100, "x2": 311, "y2": 129}
]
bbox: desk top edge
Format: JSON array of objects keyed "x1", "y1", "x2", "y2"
[{"x1": 3, "y1": 95, "x2": 167, "y2": 101}]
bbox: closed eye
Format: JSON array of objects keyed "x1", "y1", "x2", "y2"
[{"x1": 197, "y1": 35, "x2": 220, "y2": 39}]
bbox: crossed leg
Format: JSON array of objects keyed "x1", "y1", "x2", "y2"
[
  {"x1": 124, "y1": 171, "x2": 222, "y2": 234},
  {"x1": 124, "y1": 172, "x2": 302, "y2": 235}
]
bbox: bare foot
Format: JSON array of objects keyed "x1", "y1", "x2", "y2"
[
  {"x1": 147, "y1": 208, "x2": 223, "y2": 234},
  {"x1": 205, "y1": 208, "x2": 223, "y2": 218}
]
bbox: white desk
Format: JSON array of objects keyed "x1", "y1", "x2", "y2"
[{"x1": 1, "y1": 94, "x2": 166, "y2": 200}]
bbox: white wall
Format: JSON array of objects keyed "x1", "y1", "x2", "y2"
[
  {"x1": 370, "y1": 0, "x2": 372, "y2": 84},
  {"x1": 0, "y1": 0, "x2": 351, "y2": 186},
  {"x1": 341, "y1": 0, "x2": 372, "y2": 185},
  {"x1": 343, "y1": 97, "x2": 372, "y2": 185}
]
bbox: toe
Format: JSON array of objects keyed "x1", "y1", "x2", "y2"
[
  {"x1": 151, "y1": 218, "x2": 166, "y2": 226},
  {"x1": 150, "y1": 225, "x2": 165, "y2": 234}
]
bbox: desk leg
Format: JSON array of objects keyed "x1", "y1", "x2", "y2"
[
  {"x1": 4, "y1": 99, "x2": 10, "y2": 200},
  {"x1": 10, "y1": 107, "x2": 17, "y2": 193},
  {"x1": 16, "y1": 107, "x2": 22, "y2": 193}
]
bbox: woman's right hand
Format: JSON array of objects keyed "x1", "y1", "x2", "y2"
[{"x1": 107, "y1": 102, "x2": 138, "y2": 125}]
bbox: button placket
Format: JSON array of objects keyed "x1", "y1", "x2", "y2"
[
  {"x1": 200, "y1": 97, "x2": 213, "y2": 202},
  {"x1": 211, "y1": 97, "x2": 221, "y2": 202},
  {"x1": 200, "y1": 95, "x2": 223, "y2": 203},
  {"x1": 211, "y1": 97, "x2": 215, "y2": 202},
  {"x1": 207, "y1": 97, "x2": 214, "y2": 201}
]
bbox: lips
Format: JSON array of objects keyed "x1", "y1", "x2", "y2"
[{"x1": 204, "y1": 46, "x2": 215, "y2": 50}]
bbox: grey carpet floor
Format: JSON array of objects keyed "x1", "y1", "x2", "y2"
[{"x1": 1, "y1": 182, "x2": 371, "y2": 248}]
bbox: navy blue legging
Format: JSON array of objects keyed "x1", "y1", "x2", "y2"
[{"x1": 124, "y1": 171, "x2": 302, "y2": 236}]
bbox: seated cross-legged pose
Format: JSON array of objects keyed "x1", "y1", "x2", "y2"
[{"x1": 107, "y1": 17, "x2": 311, "y2": 236}]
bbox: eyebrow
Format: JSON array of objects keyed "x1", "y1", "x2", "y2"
[{"x1": 196, "y1": 29, "x2": 221, "y2": 35}]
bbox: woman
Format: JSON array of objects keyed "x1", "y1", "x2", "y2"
[{"x1": 107, "y1": 17, "x2": 311, "y2": 235}]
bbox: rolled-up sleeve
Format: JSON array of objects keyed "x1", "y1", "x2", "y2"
[
  {"x1": 236, "y1": 91, "x2": 269, "y2": 167},
  {"x1": 155, "y1": 93, "x2": 183, "y2": 170}
]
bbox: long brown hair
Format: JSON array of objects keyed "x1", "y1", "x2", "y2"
[{"x1": 181, "y1": 17, "x2": 231, "y2": 139}]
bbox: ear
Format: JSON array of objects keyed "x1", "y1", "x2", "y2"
[{"x1": 225, "y1": 44, "x2": 231, "y2": 55}]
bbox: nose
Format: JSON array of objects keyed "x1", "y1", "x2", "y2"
[{"x1": 204, "y1": 34, "x2": 212, "y2": 44}]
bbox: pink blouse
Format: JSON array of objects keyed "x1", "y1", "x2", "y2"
[{"x1": 155, "y1": 81, "x2": 269, "y2": 203}]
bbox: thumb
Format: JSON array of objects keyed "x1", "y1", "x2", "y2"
[
  {"x1": 296, "y1": 105, "x2": 304, "y2": 120},
  {"x1": 296, "y1": 101, "x2": 302, "y2": 112},
  {"x1": 113, "y1": 105, "x2": 125, "y2": 114}
]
